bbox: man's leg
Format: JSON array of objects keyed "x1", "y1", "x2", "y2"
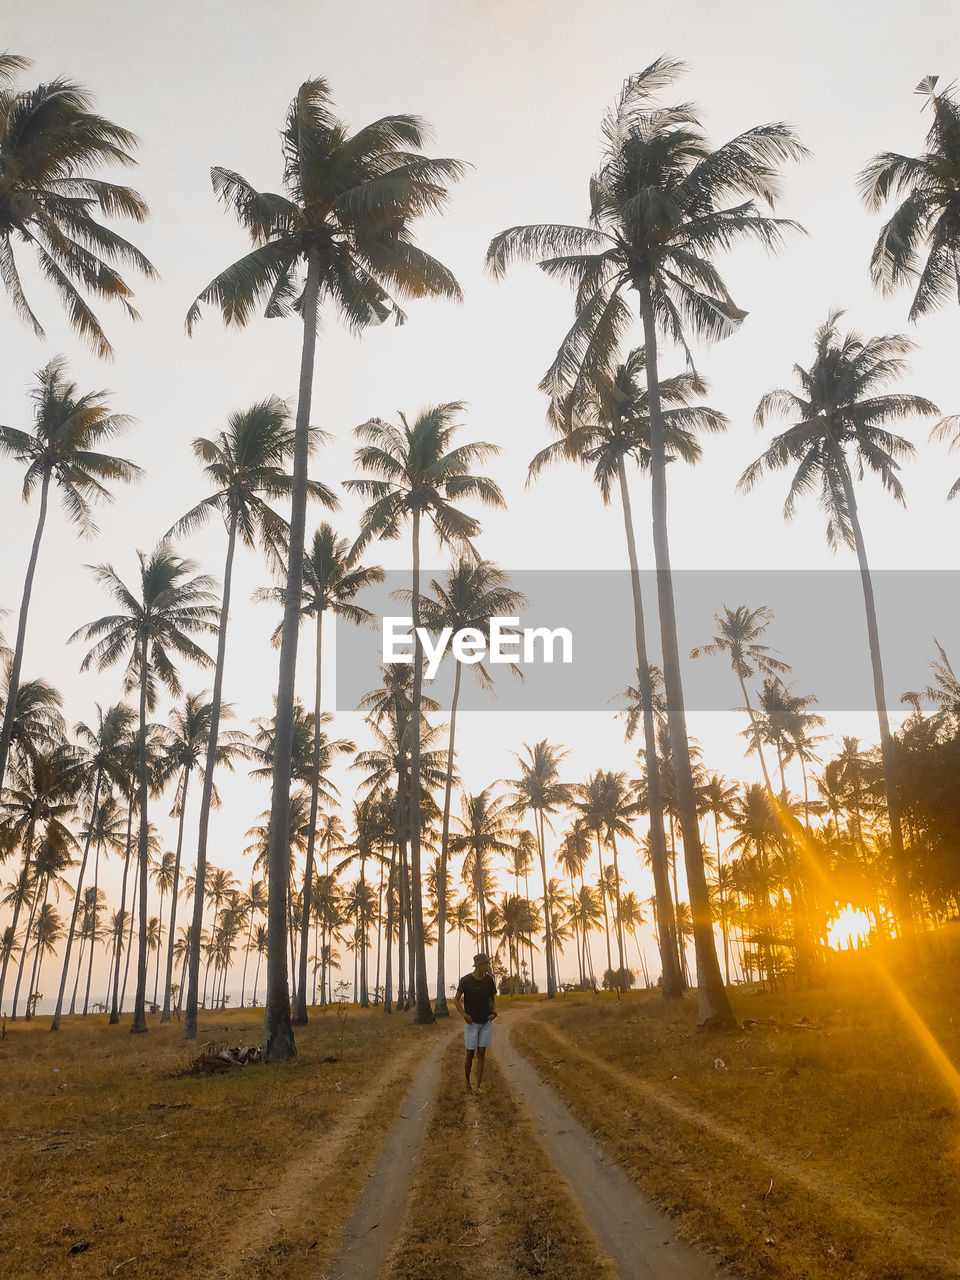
[
  {"x1": 464, "y1": 1048, "x2": 475, "y2": 1091},
  {"x1": 474, "y1": 1047, "x2": 486, "y2": 1091}
]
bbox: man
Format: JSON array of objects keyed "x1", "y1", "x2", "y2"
[{"x1": 455, "y1": 952, "x2": 497, "y2": 1093}]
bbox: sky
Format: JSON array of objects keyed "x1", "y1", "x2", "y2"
[{"x1": 3, "y1": 0, "x2": 960, "y2": 998}]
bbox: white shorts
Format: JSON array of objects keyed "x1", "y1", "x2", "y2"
[{"x1": 463, "y1": 1020, "x2": 493, "y2": 1050}]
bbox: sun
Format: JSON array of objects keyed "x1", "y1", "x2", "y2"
[{"x1": 826, "y1": 906, "x2": 873, "y2": 951}]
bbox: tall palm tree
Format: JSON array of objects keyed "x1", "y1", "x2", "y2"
[
  {"x1": 0, "y1": 669, "x2": 65, "y2": 772},
  {"x1": 501, "y1": 741, "x2": 575, "y2": 997},
  {"x1": 50, "y1": 702, "x2": 134, "y2": 1030},
  {"x1": 487, "y1": 58, "x2": 805, "y2": 1029},
  {"x1": 256, "y1": 522, "x2": 382, "y2": 1024},
  {"x1": 859, "y1": 79, "x2": 960, "y2": 322},
  {"x1": 691, "y1": 604, "x2": 790, "y2": 797},
  {"x1": 70, "y1": 546, "x2": 218, "y2": 1032},
  {"x1": 739, "y1": 310, "x2": 939, "y2": 933},
  {"x1": 531, "y1": 348, "x2": 725, "y2": 999},
  {"x1": 0, "y1": 357, "x2": 140, "y2": 792},
  {"x1": 0, "y1": 54, "x2": 155, "y2": 355},
  {"x1": 415, "y1": 559, "x2": 525, "y2": 1015},
  {"x1": 347, "y1": 404, "x2": 505, "y2": 1022},
  {"x1": 698, "y1": 772, "x2": 738, "y2": 985},
  {"x1": 165, "y1": 396, "x2": 334, "y2": 1041},
  {"x1": 186, "y1": 78, "x2": 464, "y2": 1061},
  {"x1": 0, "y1": 744, "x2": 79, "y2": 1016},
  {"x1": 450, "y1": 789, "x2": 513, "y2": 959},
  {"x1": 157, "y1": 692, "x2": 250, "y2": 1023}
]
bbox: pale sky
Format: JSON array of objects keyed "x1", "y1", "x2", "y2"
[{"x1": 3, "y1": 0, "x2": 960, "y2": 994}]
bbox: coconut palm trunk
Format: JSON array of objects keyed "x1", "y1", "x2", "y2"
[
  {"x1": 51, "y1": 767, "x2": 103, "y2": 1029},
  {"x1": 639, "y1": 278, "x2": 736, "y2": 1029},
  {"x1": 110, "y1": 790, "x2": 135, "y2": 1022},
  {"x1": 161, "y1": 762, "x2": 192, "y2": 1023},
  {"x1": 184, "y1": 515, "x2": 238, "y2": 1037},
  {"x1": 293, "y1": 607, "x2": 324, "y2": 1024},
  {"x1": 0, "y1": 473, "x2": 50, "y2": 792},
  {"x1": 261, "y1": 250, "x2": 321, "y2": 1061},
  {"x1": 615, "y1": 453, "x2": 683, "y2": 997},
  {"x1": 536, "y1": 811, "x2": 557, "y2": 997},
  {"x1": 407, "y1": 507, "x2": 434, "y2": 1022},
  {"x1": 82, "y1": 851, "x2": 101, "y2": 1016},
  {"x1": 130, "y1": 659, "x2": 151, "y2": 1033},
  {"x1": 433, "y1": 660, "x2": 462, "y2": 1017},
  {"x1": 835, "y1": 457, "x2": 910, "y2": 930}
]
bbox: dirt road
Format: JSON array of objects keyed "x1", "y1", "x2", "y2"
[{"x1": 323, "y1": 1004, "x2": 737, "y2": 1280}]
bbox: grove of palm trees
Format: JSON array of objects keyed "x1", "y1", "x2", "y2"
[{"x1": 2, "y1": 6, "x2": 960, "y2": 1278}]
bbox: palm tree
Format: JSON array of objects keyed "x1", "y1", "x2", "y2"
[
  {"x1": 70, "y1": 546, "x2": 218, "y2": 1032},
  {"x1": 450, "y1": 790, "x2": 514, "y2": 959},
  {"x1": 238, "y1": 879, "x2": 268, "y2": 1008},
  {"x1": 165, "y1": 396, "x2": 334, "y2": 1041},
  {"x1": 740, "y1": 310, "x2": 939, "y2": 933},
  {"x1": 501, "y1": 741, "x2": 575, "y2": 997},
  {"x1": 415, "y1": 559, "x2": 525, "y2": 1015},
  {"x1": 859, "y1": 79, "x2": 960, "y2": 322},
  {"x1": 698, "y1": 772, "x2": 738, "y2": 984},
  {"x1": 0, "y1": 669, "x2": 65, "y2": 772},
  {"x1": 256, "y1": 522, "x2": 382, "y2": 1024},
  {"x1": 1, "y1": 744, "x2": 79, "y2": 1017},
  {"x1": 77, "y1": 792, "x2": 127, "y2": 1014},
  {"x1": 531, "y1": 348, "x2": 726, "y2": 999},
  {"x1": 347, "y1": 404, "x2": 505, "y2": 1022},
  {"x1": 157, "y1": 692, "x2": 249, "y2": 1022},
  {"x1": 0, "y1": 357, "x2": 140, "y2": 792},
  {"x1": 487, "y1": 58, "x2": 805, "y2": 1029},
  {"x1": 691, "y1": 604, "x2": 790, "y2": 796},
  {"x1": 50, "y1": 702, "x2": 134, "y2": 1030},
  {"x1": 0, "y1": 54, "x2": 155, "y2": 355},
  {"x1": 186, "y1": 78, "x2": 464, "y2": 1062}
]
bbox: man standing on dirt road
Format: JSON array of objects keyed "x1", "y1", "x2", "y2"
[{"x1": 455, "y1": 953, "x2": 497, "y2": 1093}]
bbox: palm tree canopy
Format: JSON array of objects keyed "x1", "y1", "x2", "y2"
[
  {"x1": 255, "y1": 521, "x2": 385, "y2": 637},
  {"x1": 0, "y1": 56, "x2": 156, "y2": 356},
  {"x1": 186, "y1": 78, "x2": 466, "y2": 336},
  {"x1": 346, "y1": 402, "x2": 505, "y2": 554},
  {"x1": 501, "y1": 740, "x2": 575, "y2": 828},
  {"x1": 486, "y1": 56, "x2": 807, "y2": 399},
  {"x1": 690, "y1": 604, "x2": 791, "y2": 684},
  {"x1": 739, "y1": 309, "x2": 938, "y2": 550},
  {"x1": 859, "y1": 82, "x2": 960, "y2": 320},
  {"x1": 409, "y1": 559, "x2": 527, "y2": 690},
  {"x1": 0, "y1": 356, "x2": 141, "y2": 535},
  {"x1": 1, "y1": 668, "x2": 65, "y2": 767},
  {"x1": 70, "y1": 545, "x2": 219, "y2": 711},
  {"x1": 166, "y1": 397, "x2": 337, "y2": 572},
  {"x1": 529, "y1": 347, "x2": 728, "y2": 502}
]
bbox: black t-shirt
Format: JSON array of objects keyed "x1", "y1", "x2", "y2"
[{"x1": 456, "y1": 972, "x2": 497, "y2": 1023}]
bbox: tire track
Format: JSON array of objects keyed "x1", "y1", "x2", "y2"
[{"x1": 500, "y1": 1016, "x2": 735, "y2": 1280}]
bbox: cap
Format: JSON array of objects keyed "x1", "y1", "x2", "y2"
[{"x1": 473, "y1": 953, "x2": 490, "y2": 965}]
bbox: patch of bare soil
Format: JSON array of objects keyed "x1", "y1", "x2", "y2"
[
  {"x1": 386, "y1": 1008, "x2": 619, "y2": 1280},
  {"x1": 214, "y1": 1026, "x2": 437, "y2": 1280},
  {"x1": 322, "y1": 1022, "x2": 452, "y2": 1280}
]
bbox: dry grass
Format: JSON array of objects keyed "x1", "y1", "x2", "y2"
[
  {"x1": 513, "y1": 931, "x2": 960, "y2": 1280},
  {"x1": 387, "y1": 1035, "x2": 619, "y2": 1280},
  {"x1": 0, "y1": 1004, "x2": 424, "y2": 1280}
]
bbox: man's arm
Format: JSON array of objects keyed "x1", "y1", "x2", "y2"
[{"x1": 455, "y1": 987, "x2": 472, "y2": 1022}]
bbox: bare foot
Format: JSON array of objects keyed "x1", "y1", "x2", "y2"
[{"x1": 465, "y1": 1081, "x2": 473, "y2": 1093}]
